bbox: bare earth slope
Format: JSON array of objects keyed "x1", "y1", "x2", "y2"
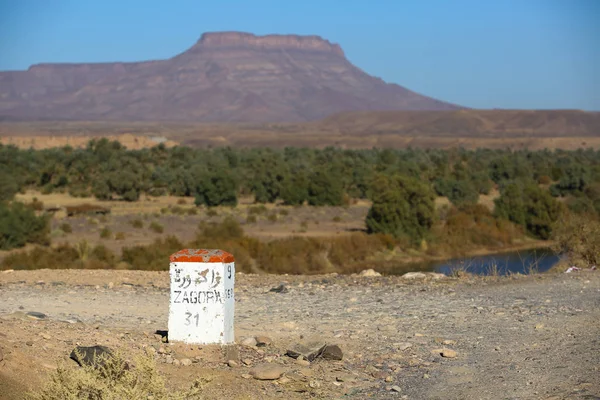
[
  {"x1": 1, "y1": 270, "x2": 598, "y2": 399},
  {"x1": 0, "y1": 32, "x2": 460, "y2": 123},
  {"x1": 2, "y1": 109, "x2": 599, "y2": 150}
]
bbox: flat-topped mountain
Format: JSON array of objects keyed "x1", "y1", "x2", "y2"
[{"x1": 0, "y1": 32, "x2": 461, "y2": 122}]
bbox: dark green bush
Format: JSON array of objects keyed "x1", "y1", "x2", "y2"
[{"x1": 0, "y1": 201, "x2": 50, "y2": 250}]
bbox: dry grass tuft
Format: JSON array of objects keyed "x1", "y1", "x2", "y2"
[{"x1": 26, "y1": 349, "x2": 204, "y2": 400}]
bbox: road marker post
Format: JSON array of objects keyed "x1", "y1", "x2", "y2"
[{"x1": 168, "y1": 249, "x2": 235, "y2": 344}]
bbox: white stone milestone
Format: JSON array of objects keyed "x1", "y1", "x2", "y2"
[{"x1": 168, "y1": 249, "x2": 235, "y2": 344}]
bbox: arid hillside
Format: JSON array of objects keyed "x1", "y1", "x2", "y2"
[
  {"x1": 1, "y1": 109, "x2": 599, "y2": 150},
  {"x1": 0, "y1": 32, "x2": 459, "y2": 123}
]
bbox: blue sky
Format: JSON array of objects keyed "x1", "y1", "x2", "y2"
[{"x1": 0, "y1": 0, "x2": 598, "y2": 110}]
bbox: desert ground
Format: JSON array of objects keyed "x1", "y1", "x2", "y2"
[{"x1": 0, "y1": 268, "x2": 599, "y2": 399}]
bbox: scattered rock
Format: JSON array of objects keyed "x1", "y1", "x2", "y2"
[
  {"x1": 442, "y1": 339, "x2": 456, "y2": 345},
  {"x1": 173, "y1": 359, "x2": 181, "y2": 366},
  {"x1": 39, "y1": 333, "x2": 51, "y2": 340},
  {"x1": 70, "y1": 345, "x2": 114, "y2": 368},
  {"x1": 428, "y1": 272, "x2": 447, "y2": 280},
  {"x1": 432, "y1": 348, "x2": 458, "y2": 358},
  {"x1": 255, "y1": 336, "x2": 272, "y2": 347},
  {"x1": 180, "y1": 358, "x2": 192, "y2": 366},
  {"x1": 241, "y1": 337, "x2": 257, "y2": 347},
  {"x1": 250, "y1": 364, "x2": 286, "y2": 380},
  {"x1": 241, "y1": 374, "x2": 252, "y2": 379},
  {"x1": 535, "y1": 323, "x2": 544, "y2": 330},
  {"x1": 396, "y1": 342, "x2": 413, "y2": 351},
  {"x1": 26, "y1": 341, "x2": 34, "y2": 346},
  {"x1": 165, "y1": 355, "x2": 174, "y2": 364},
  {"x1": 242, "y1": 358, "x2": 253, "y2": 366},
  {"x1": 278, "y1": 376, "x2": 291, "y2": 384},
  {"x1": 402, "y1": 272, "x2": 427, "y2": 280},
  {"x1": 385, "y1": 376, "x2": 394, "y2": 382},
  {"x1": 295, "y1": 358, "x2": 310, "y2": 367},
  {"x1": 227, "y1": 360, "x2": 239, "y2": 368},
  {"x1": 359, "y1": 269, "x2": 381, "y2": 277},
  {"x1": 286, "y1": 343, "x2": 343, "y2": 361},
  {"x1": 319, "y1": 344, "x2": 343, "y2": 361},
  {"x1": 269, "y1": 284, "x2": 288, "y2": 294},
  {"x1": 391, "y1": 385, "x2": 402, "y2": 392},
  {"x1": 26, "y1": 311, "x2": 47, "y2": 320}
]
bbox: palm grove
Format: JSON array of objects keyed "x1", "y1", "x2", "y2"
[{"x1": 1, "y1": 139, "x2": 596, "y2": 266}]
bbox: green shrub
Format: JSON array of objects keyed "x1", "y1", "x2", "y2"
[
  {"x1": 248, "y1": 205, "x2": 268, "y2": 215},
  {"x1": 122, "y1": 236, "x2": 184, "y2": 271},
  {"x1": 115, "y1": 232, "x2": 126, "y2": 240},
  {"x1": 551, "y1": 212, "x2": 600, "y2": 267},
  {"x1": 100, "y1": 227, "x2": 112, "y2": 239},
  {"x1": 186, "y1": 207, "x2": 198, "y2": 215},
  {"x1": 59, "y1": 222, "x2": 72, "y2": 233},
  {"x1": 149, "y1": 221, "x2": 164, "y2": 234},
  {"x1": 267, "y1": 213, "x2": 278, "y2": 222},
  {"x1": 0, "y1": 201, "x2": 50, "y2": 250},
  {"x1": 494, "y1": 180, "x2": 563, "y2": 239},
  {"x1": 129, "y1": 218, "x2": 144, "y2": 229},
  {"x1": 332, "y1": 216, "x2": 342, "y2": 222},
  {"x1": 366, "y1": 174, "x2": 436, "y2": 244}
]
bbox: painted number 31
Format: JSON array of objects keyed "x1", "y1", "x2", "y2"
[{"x1": 184, "y1": 312, "x2": 200, "y2": 327}]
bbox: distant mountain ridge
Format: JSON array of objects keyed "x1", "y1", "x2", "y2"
[{"x1": 0, "y1": 31, "x2": 461, "y2": 122}]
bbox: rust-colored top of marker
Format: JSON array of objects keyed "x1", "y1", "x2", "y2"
[{"x1": 170, "y1": 249, "x2": 235, "y2": 263}]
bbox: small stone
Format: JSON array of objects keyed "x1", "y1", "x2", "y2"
[
  {"x1": 442, "y1": 340, "x2": 456, "y2": 345},
  {"x1": 535, "y1": 324, "x2": 544, "y2": 330},
  {"x1": 165, "y1": 355, "x2": 174, "y2": 364},
  {"x1": 25, "y1": 341, "x2": 34, "y2": 346},
  {"x1": 250, "y1": 364, "x2": 286, "y2": 380},
  {"x1": 40, "y1": 333, "x2": 52, "y2": 340},
  {"x1": 397, "y1": 342, "x2": 413, "y2": 351},
  {"x1": 228, "y1": 360, "x2": 239, "y2": 367},
  {"x1": 255, "y1": 336, "x2": 272, "y2": 347},
  {"x1": 296, "y1": 359, "x2": 310, "y2": 367},
  {"x1": 372, "y1": 371, "x2": 388, "y2": 379},
  {"x1": 385, "y1": 376, "x2": 394, "y2": 382},
  {"x1": 278, "y1": 377, "x2": 291, "y2": 384},
  {"x1": 439, "y1": 349, "x2": 458, "y2": 358},
  {"x1": 309, "y1": 380, "x2": 321, "y2": 388},
  {"x1": 173, "y1": 359, "x2": 181, "y2": 366},
  {"x1": 70, "y1": 345, "x2": 113, "y2": 367},
  {"x1": 402, "y1": 272, "x2": 427, "y2": 280},
  {"x1": 391, "y1": 385, "x2": 402, "y2": 392},
  {"x1": 428, "y1": 272, "x2": 447, "y2": 280},
  {"x1": 180, "y1": 358, "x2": 192, "y2": 366},
  {"x1": 26, "y1": 311, "x2": 47, "y2": 320},
  {"x1": 319, "y1": 344, "x2": 343, "y2": 361},
  {"x1": 423, "y1": 373, "x2": 430, "y2": 379},
  {"x1": 269, "y1": 284, "x2": 288, "y2": 293},
  {"x1": 158, "y1": 346, "x2": 167, "y2": 354},
  {"x1": 414, "y1": 333, "x2": 424, "y2": 337},
  {"x1": 359, "y1": 269, "x2": 381, "y2": 277},
  {"x1": 242, "y1": 358, "x2": 252, "y2": 366},
  {"x1": 241, "y1": 337, "x2": 257, "y2": 347},
  {"x1": 241, "y1": 374, "x2": 252, "y2": 379}
]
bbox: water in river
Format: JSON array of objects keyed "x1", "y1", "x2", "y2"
[{"x1": 392, "y1": 247, "x2": 562, "y2": 276}]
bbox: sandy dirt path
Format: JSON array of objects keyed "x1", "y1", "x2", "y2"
[{"x1": 1, "y1": 269, "x2": 599, "y2": 399}]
